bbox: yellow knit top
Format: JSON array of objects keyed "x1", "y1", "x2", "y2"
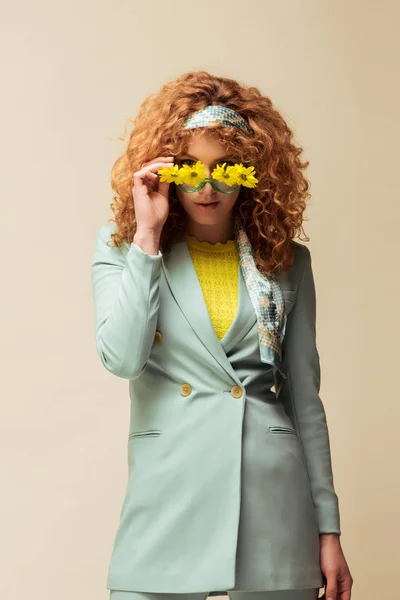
[{"x1": 185, "y1": 234, "x2": 239, "y2": 340}]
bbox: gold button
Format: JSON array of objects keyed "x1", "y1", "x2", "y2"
[
  {"x1": 231, "y1": 385, "x2": 243, "y2": 398},
  {"x1": 154, "y1": 331, "x2": 162, "y2": 343},
  {"x1": 180, "y1": 383, "x2": 192, "y2": 397}
]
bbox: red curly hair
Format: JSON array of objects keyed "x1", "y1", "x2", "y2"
[{"x1": 107, "y1": 70, "x2": 311, "y2": 274}]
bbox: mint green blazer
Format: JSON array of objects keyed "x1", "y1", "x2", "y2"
[{"x1": 91, "y1": 224, "x2": 341, "y2": 594}]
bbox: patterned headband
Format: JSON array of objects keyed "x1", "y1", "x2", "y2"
[{"x1": 183, "y1": 105, "x2": 252, "y2": 134}]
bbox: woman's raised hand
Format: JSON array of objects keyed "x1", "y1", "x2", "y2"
[{"x1": 132, "y1": 156, "x2": 174, "y2": 235}]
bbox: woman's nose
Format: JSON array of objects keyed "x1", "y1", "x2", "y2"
[{"x1": 202, "y1": 165, "x2": 213, "y2": 180}]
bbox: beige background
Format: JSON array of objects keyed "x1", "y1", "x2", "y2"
[{"x1": 1, "y1": 1, "x2": 399, "y2": 599}]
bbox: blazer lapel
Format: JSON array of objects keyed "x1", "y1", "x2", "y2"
[
  {"x1": 220, "y1": 269, "x2": 296, "y2": 353},
  {"x1": 219, "y1": 267, "x2": 257, "y2": 353},
  {"x1": 161, "y1": 239, "x2": 296, "y2": 380},
  {"x1": 162, "y1": 240, "x2": 244, "y2": 382}
]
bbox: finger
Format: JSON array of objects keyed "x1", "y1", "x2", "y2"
[
  {"x1": 338, "y1": 576, "x2": 353, "y2": 600},
  {"x1": 325, "y1": 574, "x2": 338, "y2": 600},
  {"x1": 132, "y1": 172, "x2": 149, "y2": 189},
  {"x1": 132, "y1": 182, "x2": 148, "y2": 199},
  {"x1": 141, "y1": 156, "x2": 175, "y2": 169},
  {"x1": 132, "y1": 169, "x2": 170, "y2": 195},
  {"x1": 141, "y1": 171, "x2": 158, "y2": 187},
  {"x1": 135, "y1": 161, "x2": 175, "y2": 179},
  {"x1": 157, "y1": 179, "x2": 170, "y2": 198},
  {"x1": 339, "y1": 587, "x2": 352, "y2": 600},
  {"x1": 132, "y1": 171, "x2": 160, "y2": 195},
  {"x1": 144, "y1": 156, "x2": 174, "y2": 164}
]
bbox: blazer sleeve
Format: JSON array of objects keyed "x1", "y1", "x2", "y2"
[
  {"x1": 274, "y1": 244, "x2": 341, "y2": 535},
  {"x1": 91, "y1": 225, "x2": 163, "y2": 380}
]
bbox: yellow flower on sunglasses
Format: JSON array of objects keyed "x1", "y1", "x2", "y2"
[
  {"x1": 178, "y1": 160, "x2": 207, "y2": 186},
  {"x1": 158, "y1": 164, "x2": 185, "y2": 185},
  {"x1": 211, "y1": 162, "x2": 240, "y2": 186},
  {"x1": 231, "y1": 163, "x2": 258, "y2": 188}
]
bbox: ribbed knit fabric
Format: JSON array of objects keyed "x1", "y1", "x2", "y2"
[{"x1": 185, "y1": 234, "x2": 239, "y2": 340}]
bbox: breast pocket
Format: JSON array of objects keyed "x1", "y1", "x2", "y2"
[
  {"x1": 269, "y1": 425, "x2": 297, "y2": 436},
  {"x1": 128, "y1": 429, "x2": 162, "y2": 440}
]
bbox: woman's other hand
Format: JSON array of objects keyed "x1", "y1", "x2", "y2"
[{"x1": 320, "y1": 533, "x2": 353, "y2": 599}]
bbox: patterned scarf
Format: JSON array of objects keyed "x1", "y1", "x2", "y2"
[{"x1": 234, "y1": 214, "x2": 287, "y2": 379}]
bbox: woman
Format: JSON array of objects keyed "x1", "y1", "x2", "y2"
[{"x1": 91, "y1": 71, "x2": 353, "y2": 600}]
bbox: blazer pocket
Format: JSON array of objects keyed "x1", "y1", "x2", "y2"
[
  {"x1": 269, "y1": 425, "x2": 297, "y2": 436},
  {"x1": 128, "y1": 429, "x2": 162, "y2": 439}
]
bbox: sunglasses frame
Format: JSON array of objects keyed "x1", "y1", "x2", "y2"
[{"x1": 175, "y1": 177, "x2": 241, "y2": 194}]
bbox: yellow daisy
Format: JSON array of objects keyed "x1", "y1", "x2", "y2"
[
  {"x1": 211, "y1": 163, "x2": 239, "y2": 186},
  {"x1": 231, "y1": 163, "x2": 258, "y2": 188},
  {"x1": 178, "y1": 160, "x2": 207, "y2": 186},
  {"x1": 158, "y1": 164, "x2": 185, "y2": 184}
]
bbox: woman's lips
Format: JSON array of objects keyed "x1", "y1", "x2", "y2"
[{"x1": 194, "y1": 201, "x2": 220, "y2": 210}]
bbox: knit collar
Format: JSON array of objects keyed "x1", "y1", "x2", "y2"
[{"x1": 184, "y1": 234, "x2": 237, "y2": 253}]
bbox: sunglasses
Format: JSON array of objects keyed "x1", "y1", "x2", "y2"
[{"x1": 158, "y1": 159, "x2": 258, "y2": 194}]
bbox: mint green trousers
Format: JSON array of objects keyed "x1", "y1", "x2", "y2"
[{"x1": 110, "y1": 590, "x2": 320, "y2": 600}]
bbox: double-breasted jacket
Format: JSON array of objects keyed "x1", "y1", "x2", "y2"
[{"x1": 91, "y1": 224, "x2": 341, "y2": 594}]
